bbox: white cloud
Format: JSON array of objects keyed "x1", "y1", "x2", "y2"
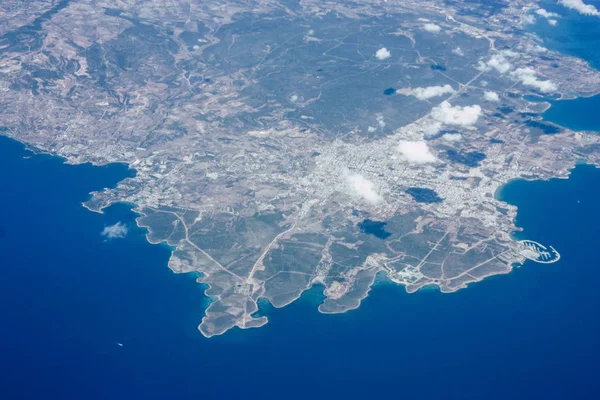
[
  {"x1": 367, "y1": 126, "x2": 377, "y2": 133},
  {"x1": 522, "y1": 43, "x2": 548, "y2": 53},
  {"x1": 523, "y1": 14, "x2": 536, "y2": 24},
  {"x1": 452, "y1": 47, "x2": 464, "y2": 56},
  {"x1": 483, "y1": 91, "x2": 500, "y2": 102},
  {"x1": 397, "y1": 140, "x2": 437, "y2": 163},
  {"x1": 500, "y1": 49, "x2": 519, "y2": 58},
  {"x1": 431, "y1": 101, "x2": 482, "y2": 127},
  {"x1": 510, "y1": 67, "x2": 557, "y2": 93},
  {"x1": 423, "y1": 121, "x2": 443, "y2": 137},
  {"x1": 408, "y1": 84, "x2": 455, "y2": 100},
  {"x1": 558, "y1": 0, "x2": 600, "y2": 16},
  {"x1": 442, "y1": 133, "x2": 462, "y2": 142},
  {"x1": 376, "y1": 114, "x2": 386, "y2": 128},
  {"x1": 477, "y1": 54, "x2": 512, "y2": 74},
  {"x1": 535, "y1": 8, "x2": 560, "y2": 25},
  {"x1": 375, "y1": 47, "x2": 391, "y2": 60},
  {"x1": 101, "y1": 222, "x2": 128, "y2": 239},
  {"x1": 423, "y1": 22, "x2": 442, "y2": 33},
  {"x1": 423, "y1": 23, "x2": 441, "y2": 33},
  {"x1": 346, "y1": 173, "x2": 383, "y2": 204},
  {"x1": 535, "y1": 8, "x2": 560, "y2": 18}
]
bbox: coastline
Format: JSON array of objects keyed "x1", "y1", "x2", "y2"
[
  {"x1": 493, "y1": 163, "x2": 596, "y2": 242},
  {"x1": 2, "y1": 128, "x2": 599, "y2": 337},
  {"x1": 3, "y1": 145, "x2": 598, "y2": 397},
  {"x1": 4, "y1": 1, "x2": 600, "y2": 397},
  {"x1": 3, "y1": 14, "x2": 600, "y2": 335}
]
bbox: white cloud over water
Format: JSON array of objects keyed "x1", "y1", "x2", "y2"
[
  {"x1": 397, "y1": 140, "x2": 437, "y2": 164},
  {"x1": 535, "y1": 8, "x2": 560, "y2": 19},
  {"x1": 102, "y1": 222, "x2": 128, "y2": 239},
  {"x1": 431, "y1": 101, "x2": 482, "y2": 127},
  {"x1": 523, "y1": 14, "x2": 537, "y2": 24},
  {"x1": 535, "y1": 8, "x2": 560, "y2": 25},
  {"x1": 510, "y1": 67, "x2": 557, "y2": 93},
  {"x1": 408, "y1": 84, "x2": 456, "y2": 100},
  {"x1": 558, "y1": 0, "x2": 600, "y2": 16},
  {"x1": 375, "y1": 47, "x2": 391, "y2": 60}
]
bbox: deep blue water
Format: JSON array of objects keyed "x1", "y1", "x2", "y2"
[
  {"x1": 534, "y1": 0, "x2": 600, "y2": 70},
  {"x1": 543, "y1": 94, "x2": 600, "y2": 132},
  {"x1": 530, "y1": 1, "x2": 600, "y2": 132},
  {"x1": 2, "y1": 7, "x2": 600, "y2": 396},
  {"x1": 2, "y1": 133, "x2": 600, "y2": 399}
]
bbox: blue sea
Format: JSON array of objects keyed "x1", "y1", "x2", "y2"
[
  {"x1": 2, "y1": 142, "x2": 600, "y2": 400},
  {"x1": 2, "y1": 7, "x2": 600, "y2": 399},
  {"x1": 535, "y1": 0, "x2": 600, "y2": 70},
  {"x1": 530, "y1": 1, "x2": 600, "y2": 131},
  {"x1": 543, "y1": 94, "x2": 600, "y2": 132}
]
